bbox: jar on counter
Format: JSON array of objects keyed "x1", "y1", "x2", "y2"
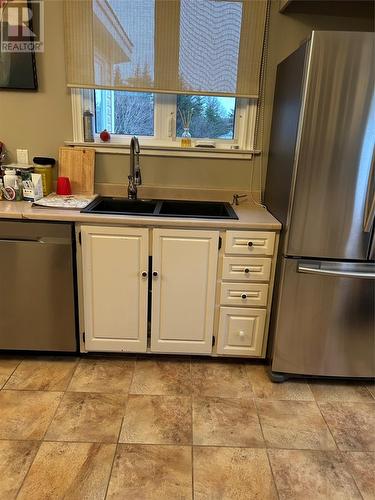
[{"x1": 33, "y1": 156, "x2": 56, "y2": 196}]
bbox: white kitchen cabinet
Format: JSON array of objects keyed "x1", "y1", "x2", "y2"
[
  {"x1": 151, "y1": 228, "x2": 219, "y2": 354},
  {"x1": 214, "y1": 229, "x2": 279, "y2": 358},
  {"x1": 220, "y1": 282, "x2": 269, "y2": 307},
  {"x1": 222, "y1": 256, "x2": 272, "y2": 282},
  {"x1": 81, "y1": 226, "x2": 149, "y2": 352},
  {"x1": 217, "y1": 307, "x2": 266, "y2": 356},
  {"x1": 225, "y1": 230, "x2": 275, "y2": 256}
]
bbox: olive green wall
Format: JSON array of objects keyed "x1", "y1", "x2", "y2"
[{"x1": 0, "y1": 1, "x2": 372, "y2": 193}]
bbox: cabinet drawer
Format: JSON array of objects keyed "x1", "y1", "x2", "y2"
[
  {"x1": 222, "y1": 256, "x2": 271, "y2": 282},
  {"x1": 225, "y1": 231, "x2": 275, "y2": 256},
  {"x1": 217, "y1": 307, "x2": 266, "y2": 356},
  {"x1": 220, "y1": 283, "x2": 268, "y2": 307}
]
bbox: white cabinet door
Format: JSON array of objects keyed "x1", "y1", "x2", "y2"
[
  {"x1": 151, "y1": 228, "x2": 219, "y2": 354},
  {"x1": 81, "y1": 226, "x2": 149, "y2": 352}
]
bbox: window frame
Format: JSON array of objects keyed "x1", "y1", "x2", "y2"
[{"x1": 70, "y1": 88, "x2": 257, "y2": 153}]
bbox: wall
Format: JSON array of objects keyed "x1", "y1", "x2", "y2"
[
  {"x1": 0, "y1": 1, "x2": 72, "y2": 162},
  {"x1": 0, "y1": 1, "x2": 372, "y2": 194}
]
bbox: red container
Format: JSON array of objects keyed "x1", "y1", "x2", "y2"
[{"x1": 56, "y1": 176, "x2": 72, "y2": 195}]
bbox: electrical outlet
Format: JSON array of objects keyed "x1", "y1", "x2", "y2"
[{"x1": 16, "y1": 149, "x2": 29, "y2": 164}]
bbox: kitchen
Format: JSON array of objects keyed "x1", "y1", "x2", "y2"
[{"x1": 0, "y1": 0, "x2": 374, "y2": 499}]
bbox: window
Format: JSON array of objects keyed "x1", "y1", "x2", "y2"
[
  {"x1": 76, "y1": 88, "x2": 256, "y2": 150},
  {"x1": 176, "y1": 95, "x2": 236, "y2": 140},
  {"x1": 66, "y1": 0, "x2": 266, "y2": 152},
  {"x1": 95, "y1": 90, "x2": 154, "y2": 136}
]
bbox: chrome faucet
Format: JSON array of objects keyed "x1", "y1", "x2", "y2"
[{"x1": 128, "y1": 136, "x2": 141, "y2": 199}]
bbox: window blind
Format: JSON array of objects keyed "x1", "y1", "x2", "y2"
[{"x1": 64, "y1": 0, "x2": 268, "y2": 98}]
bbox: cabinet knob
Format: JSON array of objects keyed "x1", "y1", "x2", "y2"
[
  {"x1": 244, "y1": 268, "x2": 250, "y2": 274},
  {"x1": 153, "y1": 271, "x2": 158, "y2": 277},
  {"x1": 248, "y1": 241, "x2": 253, "y2": 247},
  {"x1": 239, "y1": 330, "x2": 245, "y2": 337},
  {"x1": 241, "y1": 294, "x2": 247, "y2": 299},
  {"x1": 141, "y1": 271, "x2": 148, "y2": 278}
]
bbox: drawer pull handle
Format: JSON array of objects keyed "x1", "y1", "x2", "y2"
[
  {"x1": 239, "y1": 330, "x2": 245, "y2": 337},
  {"x1": 241, "y1": 294, "x2": 247, "y2": 299},
  {"x1": 244, "y1": 268, "x2": 250, "y2": 274},
  {"x1": 153, "y1": 271, "x2": 158, "y2": 277},
  {"x1": 141, "y1": 271, "x2": 148, "y2": 278},
  {"x1": 248, "y1": 241, "x2": 253, "y2": 247}
]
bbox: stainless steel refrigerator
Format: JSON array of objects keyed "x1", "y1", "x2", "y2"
[{"x1": 264, "y1": 31, "x2": 375, "y2": 381}]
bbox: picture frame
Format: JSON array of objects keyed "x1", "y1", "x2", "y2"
[{"x1": 0, "y1": 0, "x2": 38, "y2": 90}]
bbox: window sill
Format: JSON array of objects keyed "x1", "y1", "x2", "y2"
[{"x1": 64, "y1": 141, "x2": 260, "y2": 160}]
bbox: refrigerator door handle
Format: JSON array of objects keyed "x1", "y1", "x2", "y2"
[
  {"x1": 298, "y1": 262, "x2": 375, "y2": 280},
  {"x1": 364, "y1": 194, "x2": 375, "y2": 233},
  {"x1": 364, "y1": 151, "x2": 375, "y2": 233}
]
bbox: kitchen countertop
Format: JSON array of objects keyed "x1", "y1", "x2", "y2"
[{"x1": 0, "y1": 200, "x2": 281, "y2": 230}]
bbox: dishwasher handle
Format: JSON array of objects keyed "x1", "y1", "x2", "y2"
[{"x1": 0, "y1": 237, "x2": 71, "y2": 245}]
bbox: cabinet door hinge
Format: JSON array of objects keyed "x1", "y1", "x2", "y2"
[
  {"x1": 218, "y1": 237, "x2": 222, "y2": 250},
  {"x1": 82, "y1": 332, "x2": 85, "y2": 343},
  {"x1": 78, "y1": 232, "x2": 82, "y2": 245},
  {"x1": 212, "y1": 336, "x2": 216, "y2": 346}
]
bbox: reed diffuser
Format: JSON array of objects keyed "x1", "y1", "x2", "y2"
[{"x1": 178, "y1": 107, "x2": 194, "y2": 147}]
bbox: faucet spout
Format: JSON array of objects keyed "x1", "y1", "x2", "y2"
[
  {"x1": 128, "y1": 136, "x2": 141, "y2": 199},
  {"x1": 130, "y1": 136, "x2": 141, "y2": 182}
]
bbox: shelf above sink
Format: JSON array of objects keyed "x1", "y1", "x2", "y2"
[{"x1": 81, "y1": 197, "x2": 238, "y2": 220}]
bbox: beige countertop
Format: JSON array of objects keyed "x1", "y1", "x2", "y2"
[{"x1": 0, "y1": 199, "x2": 281, "y2": 230}]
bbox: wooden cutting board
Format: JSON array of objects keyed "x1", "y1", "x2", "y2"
[{"x1": 58, "y1": 147, "x2": 95, "y2": 195}]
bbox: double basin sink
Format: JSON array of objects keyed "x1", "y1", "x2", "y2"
[{"x1": 81, "y1": 197, "x2": 238, "y2": 220}]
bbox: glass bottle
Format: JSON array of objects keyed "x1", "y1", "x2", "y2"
[{"x1": 181, "y1": 128, "x2": 192, "y2": 148}]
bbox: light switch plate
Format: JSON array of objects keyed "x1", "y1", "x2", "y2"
[{"x1": 16, "y1": 149, "x2": 29, "y2": 164}]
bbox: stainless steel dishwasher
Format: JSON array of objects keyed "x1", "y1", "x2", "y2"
[{"x1": 0, "y1": 220, "x2": 77, "y2": 351}]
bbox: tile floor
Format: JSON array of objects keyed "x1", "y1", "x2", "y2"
[{"x1": 0, "y1": 355, "x2": 374, "y2": 499}]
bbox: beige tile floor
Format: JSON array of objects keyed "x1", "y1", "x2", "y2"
[{"x1": 0, "y1": 355, "x2": 374, "y2": 500}]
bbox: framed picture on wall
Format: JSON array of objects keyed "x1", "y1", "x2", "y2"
[{"x1": 0, "y1": 0, "x2": 38, "y2": 90}]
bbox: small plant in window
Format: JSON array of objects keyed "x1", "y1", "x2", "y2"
[{"x1": 178, "y1": 107, "x2": 194, "y2": 147}]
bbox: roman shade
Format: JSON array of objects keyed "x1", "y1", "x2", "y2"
[{"x1": 64, "y1": 0, "x2": 268, "y2": 98}]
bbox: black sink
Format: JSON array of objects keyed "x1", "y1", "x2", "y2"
[
  {"x1": 158, "y1": 200, "x2": 238, "y2": 219},
  {"x1": 81, "y1": 197, "x2": 238, "y2": 219},
  {"x1": 81, "y1": 197, "x2": 157, "y2": 215}
]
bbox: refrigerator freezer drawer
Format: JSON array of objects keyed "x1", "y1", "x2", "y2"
[
  {"x1": 272, "y1": 258, "x2": 375, "y2": 377},
  {"x1": 225, "y1": 230, "x2": 275, "y2": 256},
  {"x1": 222, "y1": 257, "x2": 272, "y2": 282}
]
